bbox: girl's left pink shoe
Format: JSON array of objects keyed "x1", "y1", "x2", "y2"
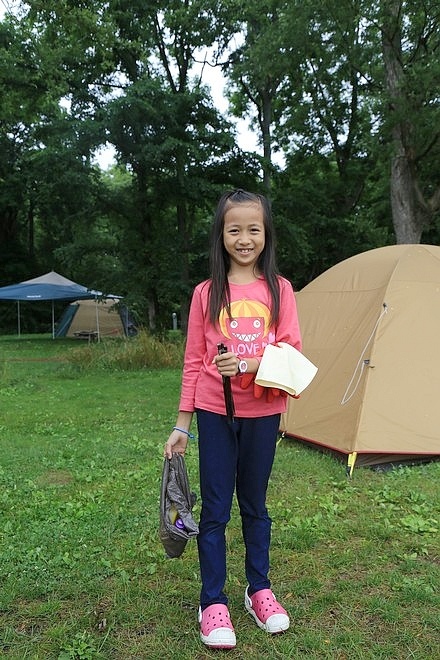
[{"x1": 245, "y1": 586, "x2": 290, "y2": 633}]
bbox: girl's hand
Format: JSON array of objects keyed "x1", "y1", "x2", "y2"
[
  {"x1": 213, "y1": 350, "x2": 238, "y2": 377},
  {"x1": 164, "y1": 412, "x2": 193, "y2": 459},
  {"x1": 164, "y1": 429, "x2": 188, "y2": 459}
]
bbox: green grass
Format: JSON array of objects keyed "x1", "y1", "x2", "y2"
[{"x1": 1, "y1": 337, "x2": 439, "y2": 659}]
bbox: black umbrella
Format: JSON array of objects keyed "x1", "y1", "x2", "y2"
[{"x1": 218, "y1": 343, "x2": 235, "y2": 422}]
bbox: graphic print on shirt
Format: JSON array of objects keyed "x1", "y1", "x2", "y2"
[{"x1": 218, "y1": 299, "x2": 276, "y2": 357}]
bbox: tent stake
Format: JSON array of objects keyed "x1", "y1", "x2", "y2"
[{"x1": 346, "y1": 452, "x2": 358, "y2": 478}]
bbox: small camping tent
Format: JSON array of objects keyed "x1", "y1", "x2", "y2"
[
  {"x1": 55, "y1": 298, "x2": 136, "y2": 339},
  {"x1": 280, "y1": 244, "x2": 440, "y2": 472}
]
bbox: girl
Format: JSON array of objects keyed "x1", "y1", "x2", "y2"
[{"x1": 164, "y1": 189, "x2": 301, "y2": 649}]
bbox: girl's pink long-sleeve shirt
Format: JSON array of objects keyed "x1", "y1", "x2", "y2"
[{"x1": 179, "y1": 275, "x2": 302, "y2": 418}]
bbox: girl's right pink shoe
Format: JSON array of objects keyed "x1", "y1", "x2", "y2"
[{"x1": 198, "y1": 604, "x2": 236, "y2": 649}]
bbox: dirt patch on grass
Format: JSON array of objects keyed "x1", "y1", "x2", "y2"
[
  {"x1": 5, "y1": 357, "x2": 66, "y2": 362},
  {"x1": 37, "y1": 469, "x2": 74, "y2": 486}
]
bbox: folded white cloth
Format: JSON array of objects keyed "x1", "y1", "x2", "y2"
[{"x1": 255, "y1": 342, "x2": 318, "y2": 396}]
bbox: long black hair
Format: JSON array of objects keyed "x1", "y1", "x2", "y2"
[{"x1": 208, "y1": 189, "x2": 280, "y2": 327}]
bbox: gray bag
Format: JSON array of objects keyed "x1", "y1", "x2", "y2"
[{"x1": 159, "y1": 453, "x2": 199, "y2": 558}]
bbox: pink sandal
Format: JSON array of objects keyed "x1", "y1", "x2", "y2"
[
  {"x1": 198, "y1": 604, "x2": 236, "y2": 649},
  {"x1": 245, "y1": 586, "x2": 290, "y2": 633}
]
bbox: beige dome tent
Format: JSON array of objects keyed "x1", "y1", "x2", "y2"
[
  {"x1": 281, "y1": 244, "x2": 440, "y2": 473},
  {"x1": 55, "y1": 298, "x2": 136, "y2": 339}
]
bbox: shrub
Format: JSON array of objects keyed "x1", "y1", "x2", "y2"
[{"x1": 64, "y1": 330, "x2": 185, "y2": 371}]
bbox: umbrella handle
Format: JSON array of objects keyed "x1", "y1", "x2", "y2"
[{"x1": 217, "y1": 342, "x2": 227, "y2": 357}]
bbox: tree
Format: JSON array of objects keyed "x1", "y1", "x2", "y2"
[
  {"x1": 0, "y1": 14, "x2": 45, "y2": 275},
  {"x1": 276, "y1": 0, "x2": 440, "y2": 245},
  {"x1": 0, "y1": 3, "x2": 114, "y2": 285},
  {"x1": 105, "y1": 1, "x2": 245, "y2": 330},
  {"x1": 380, "y1": 0, "x2": 440, "y2": 243},
  {"x1": 1, "y1": 1, "x2": 254, "y2": 331},
  {"x1": 220, "y1": 0, "x2": 391, "y2": 277},
  {"x1": 223, "y1": 0, "x2": 296, "y2": 192}
]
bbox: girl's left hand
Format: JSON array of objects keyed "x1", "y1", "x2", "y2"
[{"x1": 213, "y1": 351, "x2": 238, "y2": 377}]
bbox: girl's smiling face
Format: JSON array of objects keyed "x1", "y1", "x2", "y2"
[{"x1": 223, "y1": 202, "x2": 265, "y2": 274}]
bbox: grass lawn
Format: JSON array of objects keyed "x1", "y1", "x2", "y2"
[{"x1": 0, "y1": 336, "x2": 439, "y2": 659}]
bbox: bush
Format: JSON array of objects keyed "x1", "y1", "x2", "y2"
[{"x1": 65, "y1": 330, "x2": 185, "y2": 371}]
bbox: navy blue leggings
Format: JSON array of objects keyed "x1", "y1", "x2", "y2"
[{"x1": 196, "y1": 410, "x2": 280, "y2": 610}]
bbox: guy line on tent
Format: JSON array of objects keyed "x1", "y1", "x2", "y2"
[{"x1": 341, "y1": 302, "x2": 388, "y2": 405}]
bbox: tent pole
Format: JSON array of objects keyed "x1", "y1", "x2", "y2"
[
  {"x1": 95, "y1": 299, "x2": 100, "y2": 341},
  {"x1": 17, "y1": 300, "x2": 21, "y2": 337},
  {"x1": 52, "y1": 300, "x2": 55, "y2": 339}
]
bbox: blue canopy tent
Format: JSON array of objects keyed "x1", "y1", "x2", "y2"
[{"x1": 0, "y1": 271, "x2": 118, "y2": 338}]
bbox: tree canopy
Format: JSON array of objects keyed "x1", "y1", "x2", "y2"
[{"x1": 1, "y1": 0, "x2": 439, "y2": 333}]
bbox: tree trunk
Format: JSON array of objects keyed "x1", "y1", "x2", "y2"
[
  {"x1": 381, "y1": 0, "x2": 422, "y2": 243},
  {"x1": 27, "y1": 199, "x2": 35, "y2": 258},
  {"x1": 135, "y1": 162, "x2": 156, "y2": 331},
  {"x1": 0, "y1": 208, "x2": 19, "y2": 244},
  {"x1": 176, "y1": 198, "x2": 190, "y2": 334},
  {"x1": 390, "y1": 149, "x2": 422, "y2": 243},
  {"x1": 260, "y1": 87, "x2": 272, "y2": 194}
]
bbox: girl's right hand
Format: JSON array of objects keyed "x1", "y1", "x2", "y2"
[
  {"x1": 164, "y1": 429, "x2": 188, "y2": 459},
  {"x1": 213, "y1": 350, "x2": 239, "y2": 377}
]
